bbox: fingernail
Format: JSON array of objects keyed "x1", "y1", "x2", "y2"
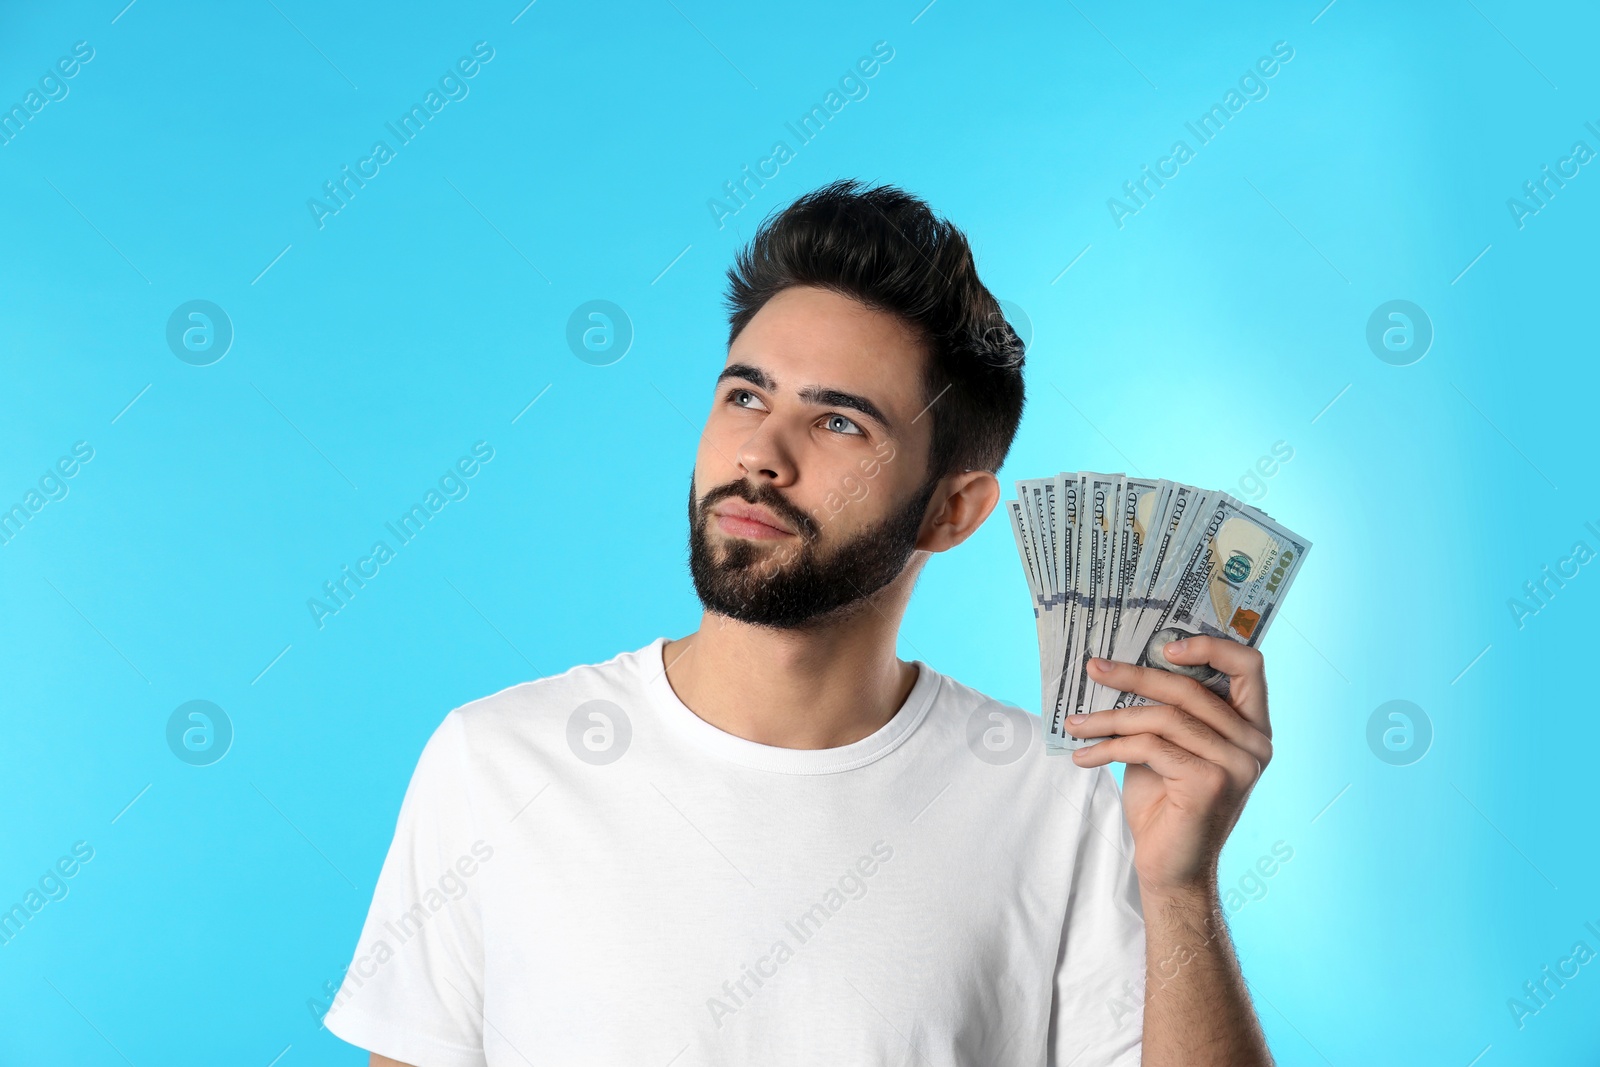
[
  {"x1": 1068, "y1": 713, "x2": 1087, "y2": 724},
  {"x1": 1088, "y1": 657, "x2": 1107, "y2": 672},
  {"x1": 1166, "y1": 639, "x2": 1187, "y2": 655}
]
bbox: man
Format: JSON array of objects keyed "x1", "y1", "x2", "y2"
[{"x1": 325, "y1": 180, "x2": 1277, "y2": 1065}]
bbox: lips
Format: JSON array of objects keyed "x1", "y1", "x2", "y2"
[{"x1": 712, "y1": 500, "x2": 796, "y2": 537}]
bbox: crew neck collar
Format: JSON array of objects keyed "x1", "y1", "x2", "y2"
[{"x1": 636, "y1": 636, "x2": 940, "y2": 774}]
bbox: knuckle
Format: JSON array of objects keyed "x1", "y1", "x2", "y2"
[
  {"x1": 1225, "y1": 753, "x2": 1260, "y2": 783},
  {"x1": 1198, "y1": 763, "x2": 1231, "y2": 794}
]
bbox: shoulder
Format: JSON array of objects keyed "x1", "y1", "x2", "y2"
[
  {"x1": 924, "y1": 665, "x2": 1113, "y2": 802},
  {"x1": 919, "y1": 665, "x2": 1127, "y2": 876},
  {"x1": 435, "y1": 639, "x2": 656, "y2": 754}
]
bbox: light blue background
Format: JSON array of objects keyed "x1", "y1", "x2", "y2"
[{"x1": 3, "y1": 0, "x2": 1596, "y2": 1063}]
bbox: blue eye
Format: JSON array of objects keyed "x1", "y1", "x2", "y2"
[{"x1": 824, "y1": 414, "x2": 863, "y2": 436}]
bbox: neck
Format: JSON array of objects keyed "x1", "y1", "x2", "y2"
[{"x1": 662, "y1": 576, "x2": 921, "y2": 750}]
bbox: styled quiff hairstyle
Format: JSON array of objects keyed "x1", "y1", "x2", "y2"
[{"x1": 722, "y1": 179, "x2": 1026, "y2": 485}]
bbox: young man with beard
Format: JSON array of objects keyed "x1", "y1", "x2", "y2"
[{"x1": 326, "y1": 180, "x2": 1278, "y2": 1066}]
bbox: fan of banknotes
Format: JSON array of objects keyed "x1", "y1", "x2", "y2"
[{"x1": 1006, "y1": 474, "x2": 1311, "y2": 753}]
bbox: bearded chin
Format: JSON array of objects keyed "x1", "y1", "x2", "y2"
[{"x1": 685, "y1": 473, "x2": 936, "y2": 630}]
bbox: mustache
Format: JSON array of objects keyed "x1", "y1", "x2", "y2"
[{"x1": 699, "y1": 479, "x2": 817, "y2": 540}]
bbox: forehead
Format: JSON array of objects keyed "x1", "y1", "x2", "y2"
[{"x1": 726, "y1": 286, "x2": 929, "y2": 412}]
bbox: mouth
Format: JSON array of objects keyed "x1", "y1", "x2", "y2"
[{"x1": 712, "y1": 501, "x2": 797, "y2": 540}]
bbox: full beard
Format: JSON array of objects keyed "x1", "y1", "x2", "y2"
[{"x1": 686, "y1": 472, "x2": 938, "y2": 630}]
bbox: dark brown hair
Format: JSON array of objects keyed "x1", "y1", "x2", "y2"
[{"x1": 724, "y1": 179, "x2": 1026, "y2": 484}]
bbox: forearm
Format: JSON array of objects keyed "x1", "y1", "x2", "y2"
[{"x1": 1139, "y1": 880, "x2": 1273, "y2": 1066}]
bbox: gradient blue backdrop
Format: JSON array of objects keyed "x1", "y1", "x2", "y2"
[{"x1": 3, "y1": 0, "x2": 1596, "y2": 1063}]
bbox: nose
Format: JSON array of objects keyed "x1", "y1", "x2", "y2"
[{"x1": 734, "y1": 418, "x2": 798, "y2": 488}]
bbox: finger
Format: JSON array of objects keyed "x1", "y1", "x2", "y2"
[
  {"x1": 1159, "y1": 635, "x2": 1270, "y2": 729},
  {"x1": 1088, "y1": 655, "x2": 1242, "y2": 730},
  {"x1": 1071, "y1": 732, "x2": 1233, "y2": 796},
  {"x1": 1087, "y1": 657, "x2": 1273, "y2": 766},
  {"x1": 1065, "y1": 702, "x2": 1268, "y2": 772}
]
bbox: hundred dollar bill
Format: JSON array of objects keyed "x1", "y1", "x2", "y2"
[
  {"x1": 1125, "y1": 482, "x2": 1188, "y2": 618},
  {"x1": 1028, "y1": 480, "x2": 1054, "y2": 600},
  {"x1": 1110, "y1": 485, "x2": 1217, "y2": 666},
  {"x1": 1043, "y1": 474, "x2": 1083, "y2": 749},
  {"x1": 1006, "y1": 488, "x2": 1054, "y2": 716},
  {"x1": 1107, "y1": 490, "x2": 1235, "y2": 710},
  {"x1": 1007, "y1": 472, "x2": 1311, "y2": 756},
  {"x1": 1012, "y1": 477, "x2": 1071, "y2": 724},
  {"x1": 1114, "y1": 496, "x2": 1312, "y2": 708},
  {"x1": 1048, "y1": 472, "x2": 1120, "y2": 748},
  {"x1": 1085, "y1": 476, "x2": 1165, "y2": 713},
  {"x1": 1077, "y1": 474, "x2": 1123, "y2": 715}
]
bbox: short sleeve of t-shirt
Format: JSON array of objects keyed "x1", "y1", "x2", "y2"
[
  {"x1": 1049, "y1": 765, "x2": 1147, "y2": 1066},
  {"x1": 323, "y1": 709, "x2": 488, "y2": 1067}
]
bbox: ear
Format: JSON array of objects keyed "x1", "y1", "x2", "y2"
[{"x1": 916, "y1": 470, "x2": 1000, "y2": 553}]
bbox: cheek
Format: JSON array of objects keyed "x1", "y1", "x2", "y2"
[
  {"x1": 808, "y1": 460, "x2": 891, "y2": 529},
  {"x1": 699, "y1": 411, "x2": 754, "y2": 466},
  {"x1": 694, "y1": 425, "x2": 737, "y2": 476}
]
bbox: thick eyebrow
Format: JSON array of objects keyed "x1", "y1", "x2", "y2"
[{"x1": 716, "y1": 362, "x2": 895, "y2": 433}]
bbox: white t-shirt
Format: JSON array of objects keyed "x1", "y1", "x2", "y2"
[{"x1": 324, "y1": 636, "x2": 1146, "y2": 1066}]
